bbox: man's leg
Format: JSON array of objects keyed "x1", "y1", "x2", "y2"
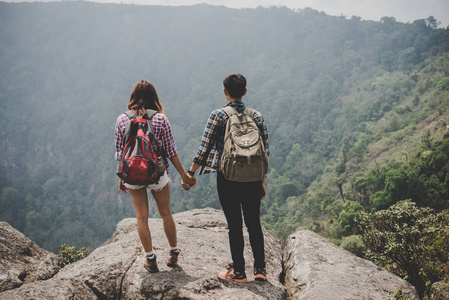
[
  {"x1": 217, "y1": 171, "x2": 245, "y2": 273},
  {"x1": 241, "y1": 180, "x2": 265, "y2": 269}
]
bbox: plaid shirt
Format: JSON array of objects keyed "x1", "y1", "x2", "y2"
[
  {"x1": 115, "y1": 112, "x2": 178, "y2": 173},
  {"x1": 193, "y1": 101, "x2": 269, "y2": 175}
]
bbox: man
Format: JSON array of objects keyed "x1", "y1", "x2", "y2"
[{"x1": 184, "y1": 74, "x2": 269, "y2": 282}]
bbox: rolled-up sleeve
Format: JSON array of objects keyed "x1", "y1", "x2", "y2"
[{"x1": 193, "y1": 110, "x2": 223, "y2": 166}]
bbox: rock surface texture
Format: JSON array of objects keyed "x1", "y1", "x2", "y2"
[
  {"x1": 0, "y1": 209, "x2": 424, "y2": 299},
  {"x1": 0, "y1": 221, "x2": 60, "y2": 292},
  {"x1": 430, "y1": 280, "x2": 449, "y2": 299},
  {"x1": 283, "y1": 230, "x2": 419, "y2": 300},
  {"x1": 0, "y1": 208, "x2": 285, "y2": 299}
]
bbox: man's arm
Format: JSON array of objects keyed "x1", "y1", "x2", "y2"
[
  {"x1": 254, "y1": 112, "x2": 269, "y2": 156},
  {"x1": 192, "y1": 109, "x2": 224, "y2": 165}
]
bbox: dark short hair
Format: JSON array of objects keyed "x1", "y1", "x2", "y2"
[{"x1": 223, "y1": 74, "x2": 247, "y2": 99}]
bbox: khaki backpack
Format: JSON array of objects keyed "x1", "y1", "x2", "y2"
[{"x1": 219, "y1": 106, "x2": 269, "y2": 182}]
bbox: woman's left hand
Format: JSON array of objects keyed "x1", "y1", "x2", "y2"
[{"x1": 118, "y1": 178, "x2": 128, "y2": 193}]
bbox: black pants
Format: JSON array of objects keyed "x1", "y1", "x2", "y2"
[{"x1": 217, "y1": 171, "x2": 265, "y2": 273}]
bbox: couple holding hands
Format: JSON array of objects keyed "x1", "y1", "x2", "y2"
[{"x1": 114, "y1": 74, "x2": 269, "y2": 282}]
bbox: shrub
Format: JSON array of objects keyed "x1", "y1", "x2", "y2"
[
  {"x1": 436, "y1": 77, "x2": 449, "y2": 91},
  {"x1": 388, "y1": 289, "x2": 410, "y2": 300},
  {"x1": 340, "y1": 235, "x2": 365, "y2": 257},
  {"x1": 358, "y1": 201, "x2": 449, "y2": 298},
  {"x1": 58, "y1": 244, "x2": 90, "y2": 267},
  {"x1": 338, "y1": 201, "x2": 364, "y2": 236}
]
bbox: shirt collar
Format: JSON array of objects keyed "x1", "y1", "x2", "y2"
[{"x1": 225, "y1": 101, "x2": 245, "y2": 111}]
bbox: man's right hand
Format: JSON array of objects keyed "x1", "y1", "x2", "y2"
[
  {"x1": 261, "y1": 180, "x2": 266, "y2": 200},
  {"x1": 182, "y1": 174, "x2": 196, "y2": 190}
]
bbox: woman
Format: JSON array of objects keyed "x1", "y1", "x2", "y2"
[{"x1": 114, "y1": 80, "x2": 195, "y2": 273}]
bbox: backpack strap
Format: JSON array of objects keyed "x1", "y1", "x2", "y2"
[
  {"x1": 244, "y1": 107, "x2": 255, "y2": 119},
  {"x1": 222, "y1": 106, "x2": 256, "y2": 119},
  {"x1": 125, "y1": 109, "x2": 158, "y2": 120},
  {"x1": 145, "y1": 109, "x2": 158, "y2": 120},
  {"x1": 221, "y1": 106, "x2": 237, "y2": 117},
  {"x1": 125, "y1": 110, "x2": 135, "y2": 118}
]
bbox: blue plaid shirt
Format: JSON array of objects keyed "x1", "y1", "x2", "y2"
[{"x1": 193, "y1": 101, "x2": 269, "y2": 175}]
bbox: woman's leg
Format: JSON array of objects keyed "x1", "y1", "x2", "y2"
[
  {"x1": 151, "y1": 183, "x2": 177, "y2": 248},
  {"x1": 129, "y1": 187, "x2": 153, "y2": 252}
]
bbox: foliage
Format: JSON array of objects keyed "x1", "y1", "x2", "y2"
[
  {"x1": 436, "y1": 77, "x2": 449, "y2": 91},
  {"x1": 363, "y1": 136, "x2": 449, "y2": 212},
  {"x1": 340, "y1": 235, "x2": 365, "y2": 257},
  {"x1": 57, "y1": 244, "x2": 90, "y2": 267},
  {"x1": 358, "y1": 201, "x2": 449, "y2": 298},
  {"x1": 388, "y1": 289, "x2": 411, "y2": 300}
]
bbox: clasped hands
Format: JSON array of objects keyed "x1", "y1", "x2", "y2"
[{"x1": 182, "y1": 174, "x2": 196, "y2": 191}]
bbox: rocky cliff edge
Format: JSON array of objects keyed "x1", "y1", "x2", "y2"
[{"x1": 0, "y1": 208, "x2": 419, "y2": 299}]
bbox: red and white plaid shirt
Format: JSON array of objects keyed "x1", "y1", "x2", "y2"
[{"x1": 114, "y1": 112, "x2": 178, "y2": 173}]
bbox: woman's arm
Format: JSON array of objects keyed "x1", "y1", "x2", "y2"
[{"x1": 169, "y1": 154, "x2": 196, "y2": 188}]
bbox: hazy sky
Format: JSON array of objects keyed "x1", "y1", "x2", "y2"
[{"x1": 4, "y1": 0, "x2": 449, "y2": 27}]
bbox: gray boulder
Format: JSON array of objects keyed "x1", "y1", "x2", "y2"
[
  {"x1": 0, "y1": 222, "x2": 60, "y2": 292},
  {"x1": 283, "y1": 230, "x2": 419, "y2": 300},
  {"x1": 430, "y1": 280, "x2": 449, "y2": 299},
  {"x1": 0, "y1": 208, "x2": 286, "y2": 299},
  {"x1": 2, "y1": 210, "x2": 430, "y2": 300}
]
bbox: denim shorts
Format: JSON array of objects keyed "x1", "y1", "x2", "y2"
[{"x1": 124, "y1": 172, "x2": 170, "y2": 192}]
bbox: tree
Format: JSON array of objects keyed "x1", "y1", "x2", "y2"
[
  {"x1": 358, "y1": 201, "x2": 449, "y2": 298},
  {"x1": 426, "y1": 16, "x2": 440, "y2": 30},
  {"x1": 338, "y1": 201, "x2": 363, "y2": 236}
]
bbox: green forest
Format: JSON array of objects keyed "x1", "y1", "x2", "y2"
[{"x1": 1, "y1": 2, "x2": 449, "y2": 297}]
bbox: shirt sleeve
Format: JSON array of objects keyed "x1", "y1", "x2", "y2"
[
  {"x1": 193, "y1": 109, "x2": 223, "y2": 166},
  {"x1": 114, "y1": 114, "x2": 128, "y2": 161},
  {"x1": 159, "y1": 114, "x2": 178, "y2": 158},
  {"x1": 254, "y1": 111, "x2": 270, "y2": 156}
]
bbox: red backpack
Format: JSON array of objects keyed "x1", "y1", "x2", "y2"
[{"x1": 118, "y1": 110, "x2": 164, "y2": 185}]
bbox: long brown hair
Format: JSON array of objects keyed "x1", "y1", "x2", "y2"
[{"x1": 127, "y1": 80, "x2": 164, "y2": 116}]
